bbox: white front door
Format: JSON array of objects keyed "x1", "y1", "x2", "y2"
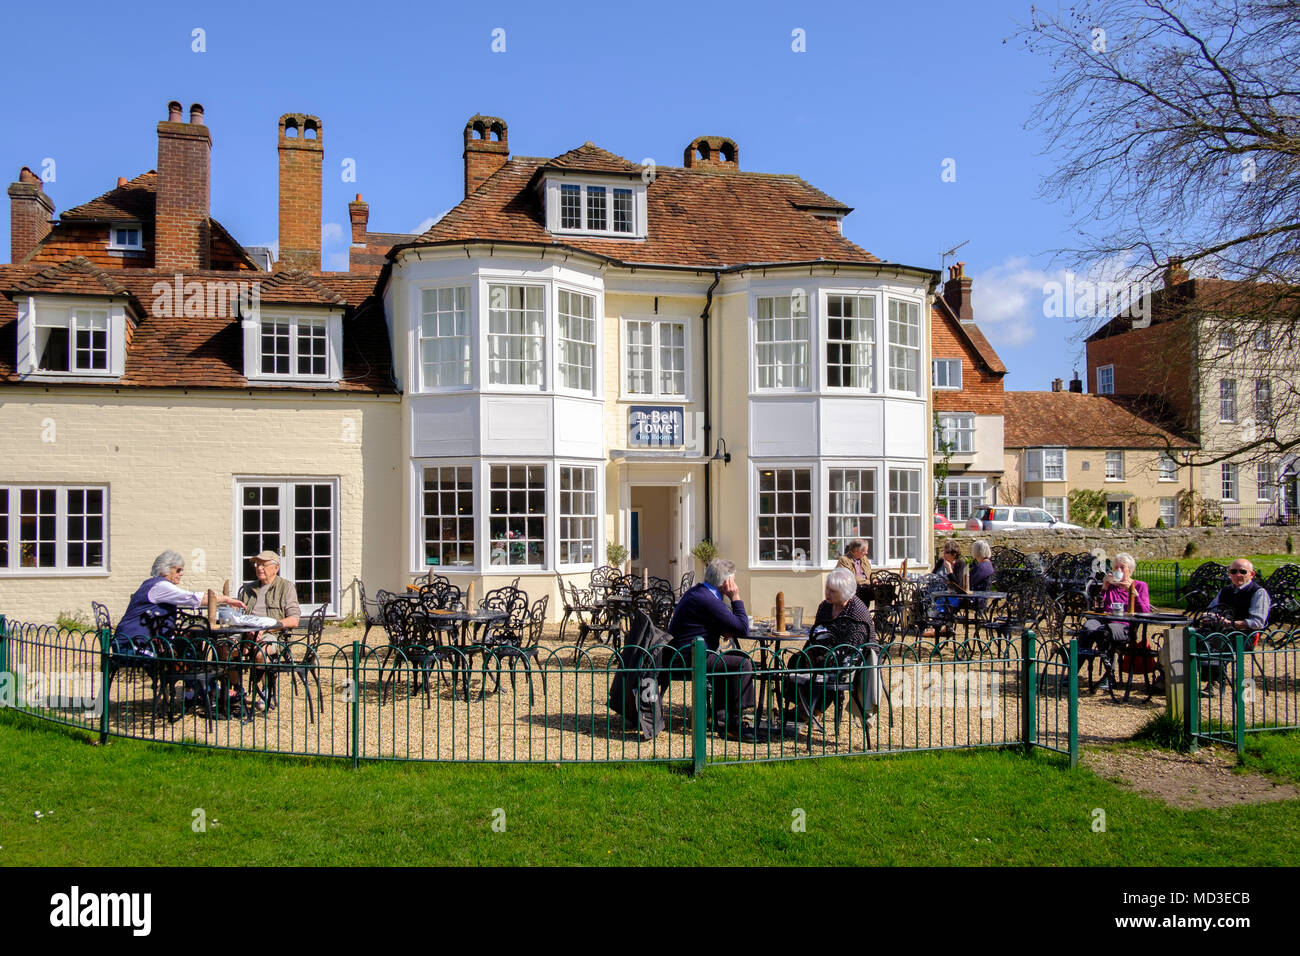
[{"x1": 236, "y1": 479, "x2": 338, "y2": 613}]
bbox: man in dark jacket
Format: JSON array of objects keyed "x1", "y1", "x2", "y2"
[
  {"x1": 1199, "y1": 558, "x2": 1272, "y2": 693},
  {"x1": 666, "y1": 557, "x2": 757, "y2": 740}
]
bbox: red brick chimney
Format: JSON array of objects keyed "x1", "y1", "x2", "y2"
[
  {"x1": 155, "y1": 100, "x2": 211, "y2": 271},
  {"x1": 8, "y1": 166, "x2": 54, "y2": 263},
  {"x1": 277, "y1": 113, "x2": 323, "y2": 272},
  {"x1": 348, "y1": 193, "x2": 368, "y2": 245},
  {"x1": 943, "y1": 262, "x2": 974, "y2": 322},
  {"x1": 683, "y1": 136, "x2": 739, "y2": 169},
  {"x1": 463, "y1": 115, "x2": 509, "y2": 198},
  {"x1": 1163, "y1": 257, "x2": 1189, "y2": 288}
]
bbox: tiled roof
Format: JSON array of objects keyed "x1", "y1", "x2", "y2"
[
  {"x1": 0, "y1": 263, "x2": 393, "y2": 392},
  {"x1": 543, "y1": 143, "x2": 643, "y2": 175},
  {"x1": 407, "y1": 154, "x2": 881, "y2": 268},
  {"x1": 1004, "y1": 391, "x2": 1196, "y2": 449},
  {"x1": 1087, "y1": 277, "x2": 1300, "y2": 340},
  {"x1": 60, "y1": 171, "x2": 157, "y2": 221},
  {"x1": 931, "y1": 296, "x2": 1006, "y2": 375},
  {"x1": 12, "y1": 257, "x2": 132, "y2": 298}
]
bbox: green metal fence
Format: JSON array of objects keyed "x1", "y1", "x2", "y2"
[
  {"x1": 1187, "y1": 626, "x2": 1300, "y2": 754},
  {"x1": 0, "y1": 615, "x2": 1076, "y2": 771},
  {"x1": 1133, "y1": 562, "x2": 1184, "y2": 608}
]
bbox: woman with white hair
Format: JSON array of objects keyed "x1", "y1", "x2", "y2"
[
  {"x1": 969, "y1": 539, "x2": 995, "y2": 592},
  {"x1": 812, "y1": 567, "x2": 876, "y2": 641},
  {"x1": 113, "y1": 549, "x2": 244, "y2": 653},
  {"x1": 1077, "y1": 551, "x2": 1150, "y2": 691}
]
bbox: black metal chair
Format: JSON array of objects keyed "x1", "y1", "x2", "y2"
[
  {"x1": 256, "y1": 604, "x2": 327, "y2": 722},
  {"x1": 378, "y1": 598, "x2": 447, "y2": 707},
  {"x1": 353, "y1": 578, "x2": 385, "y2": 647},
  {"x1": 483, "y1": 594, "x2": 549, "y2": 705},
  {"x1": 678, "y1": 571, "x2": 695, "y2": 600},
  {"x1": 783, "y1": 616, "x2": 874, "y2": 740},
  {"x1": 153, "y1": 624, "x2": 223, "y2": 728},
  {"x1": 570, "y1": 581, "x2": 621, "y2": 657}
]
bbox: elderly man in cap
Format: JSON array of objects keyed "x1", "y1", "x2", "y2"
[{"x1": 243, "y1": 550, "x2": 301, "y2": 636}]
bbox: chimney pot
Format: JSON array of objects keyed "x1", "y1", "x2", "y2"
[
  {"x1": 278, "y1": 112, "x2": 324, "y2": 271},
  {"x1": 943, "y1": 260, "x2": 975, "y2": 322},
  {"x1": 347, "y1": 193, "x2": 370, "y2": 246},
  {"x1": 683, "y1": 136, "x2": 739, "y2": 169},
  {"x1": 463, "y1": 114, "x2": 510, "y2": 198},
  {"x1": 1051, "y1": 378, "x2": 1064, "y2": 392},
  {"x1": 189, "y1": 103, "x2": 204, "y2": 125},
  {"x1": 167, "y1": 100, "x2": 183, "y2": 122},
  {"x1": 9, "y1": 167, "x2": 56, "y2": 262},
  {"x1": 117, "y1": 176, "x2": 127, "y2": 187},
  {"x1": 1163, "y1": 256, "x2": 1189, "y2": 289},
  {"x1": 1069, "y1": 372, "x2": 1083, "y2": 393}
]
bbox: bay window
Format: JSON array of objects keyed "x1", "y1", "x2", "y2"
[
  {"x1": 558, "y1": 466, "x2": 598, "y2": 565},
  {"x1": 487, "y1": 284, "x2": 545, "y2": 387},
  {"x1": 755, "y1": 295, "x2": 810, "y2": 390},
  {"x1": 421, "y1": 466, "x2": 475, "y2": 568},
  {"x1": 756, "y1": 467, "x2": 812, "y2": 563},
  {"x1": 886, "y1": 299, "x2": 921, "y2": 394},
  {"x1": 887, "y1": 468, "x2": 922, "y2": 563},
  {"x1": 935, "y1": 413, "x2": 975, "y2": 454},
  {"x1": 557, "y1": 289, "x2": 597, "y2": 394},
  {"x1": 488, "y1": 464, "x2": 546, "y2": 566},
  {"x1": 827, "y1": 468, "x2": 876, "y2": 559},
  {"x1": 420, "y1": 287, "x2": 472, "y2": 388},
  {"x1": 826, "y1": 294, "x2": 875, "y2": 389}
]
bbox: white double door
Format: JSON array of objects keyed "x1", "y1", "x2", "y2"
[{"x1": 235, "y1": 479, "x2": 337, "y2": 614}]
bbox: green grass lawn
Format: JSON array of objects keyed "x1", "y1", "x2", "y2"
[
  {"x1": 1140, "y1": 553, "x2": 1295, "y2": 574},
  {"x1": 2, "y1": 711, "x2": 1298, "y2": 866}
]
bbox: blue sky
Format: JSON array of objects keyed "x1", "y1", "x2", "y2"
[{"x1": 1, "y1": 0, "x2": 1100, "y2": 389}]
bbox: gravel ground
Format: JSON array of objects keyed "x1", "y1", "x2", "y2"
[{"x1": 9, "y1": 622, "x2": 1294, "y2": 764}]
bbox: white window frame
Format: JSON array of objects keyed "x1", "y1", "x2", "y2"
[
  {"x1": 1105, "y1": 451, "x2": 1125, "y2": 481},
  {"x1": 621, "y1": 316, "x2": 690, "y2": 401},
  {"x1": 1257, "y1": 461, "x2": 1276, "y2": 502},
  {"x1": 486, "y1": 462, "x2": 548, "y2": 569},
  {"x1": 932, "y1": 357, "x2": 962, "y2": 390},
  {"x1": 1097, "y1": 364, "x2": 1114, "y2": 395},
  {"x1": 938, "y1": 478, "x2": 986, "y2": 522},
  {"x1": 1221, "y1": 463, "x2": 1239, "y2": 502},
  {"x1": 243, "y1": 308, "x2": 343, "y2": 384},
  {"x1": 827, "y1": 466, "x2": 878, "y2": 564},
  {"x1": 1218, "y1": 331, "x2": 1235, "y2": 350},
  {"x1": 1254, "y1": 329, "x2": 1270, "y2": 350},
  {"x1": 544, "y1": 175, "x2": 647, "y2": 239},
  {"x1": 107, "y1": 224, "x2": 144, "y2": 251},
  {"x1": 556, "y1": 288, "x2": 598, "y2": 396},
  {"x1": 0, "y1": 484, "x2": 109, "y2": 576},
  {"x1": 557, "y1": 465, "x2": 599, "y2": 568},
  {"x1": 485, "y1": 283, "x2": 547, "y2": 390},
  {"x1": 17, "y1": 296, "x2": 128, "y2": 380},
  {"x1": 1026, "y1": 447, "x2": 1067, "y2": 482},
  {"x1": 419, "y1": 463, "x2": 477, "y2": 570},
  {"x1": 887, "y1": 467, "x2": 924, "y2": 564},
  {"x1": 1219, "y1": 379, "x2": 1237, "y2": 423},
  {"x1": 1026, "y1": 496, "x2": 1068, "y2": 522},
  {"x1": 753, "y1": 464, "x2": 815, "y2": 567},
  {"x1": 754, "y1": 293, "x2": 812, "y2": 392},
  {"x1": 886, "y1": 298, "x2": 923, "y2": 396},
  {"x1": 1159, "y1": 453, "x2": 1179, "y2": 482},
  {"x1": 824, "y1": 293, "x2": 877, "y2": 391},
  {"x1": 1158, "y1": 497, "x2": 1177, "y2": 527},
  {"x1": 418, "y1": 285, "x2": 473, "y2": 390},
  {"x1": 935, "y1": 413, "x2": 975, "y2": 454}
]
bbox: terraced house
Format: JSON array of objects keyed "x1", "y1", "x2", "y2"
[{"x1": 0, "y1": 102, "x2": 940, "y2": 622}]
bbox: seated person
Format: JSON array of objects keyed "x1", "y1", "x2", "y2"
[
  {"x1": 1077, "y1": 552, "x2": 1150, "y2": 690},
  {"x1": 789, "y1": 569, "x2": 877, "y2": 721},
  {"x1": 1198, "y1": 559, "x2": 1271, "y2": 692},
  {"x1": 967, "y1": 539, "x2": 996, "y2": 609},
  {"x1": 933, "y1": 539, "x2": 969, "y2": 616},
  {"x1": 836, "y1": 539, "x2": 873, "y2": 605},
  {"x1": 241, "y1": 550, "x2": 302, "y2": 648},
  {"x1": 665, "y1": 558, "x2": 758, "y2": 740},
  {"x1": 114, "y1": 549, "x2": 245, "y2": 655}
]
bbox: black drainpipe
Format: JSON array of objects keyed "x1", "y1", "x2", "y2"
[{"x1": 701, "y1": 271, "x2": 722, "y2": 542}]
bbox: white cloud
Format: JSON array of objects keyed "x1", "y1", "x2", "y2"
[
  {"x1": 321, "y1": 222, "x2": 345, "y2": 244},
  {"x1": 324, "y1": 250, "x2": 350, "y2": 272},
  {"x1": 409, "y1": 209, "x2": 450, "y2": 235}
]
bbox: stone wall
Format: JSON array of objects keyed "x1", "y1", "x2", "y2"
[{"x1": 936, "y1": 526, "x2": 1298, "y2": 561}]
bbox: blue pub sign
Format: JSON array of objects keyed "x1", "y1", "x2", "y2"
[{"x1": 629, "y1": 406, "x2": 685, "y2": 447}]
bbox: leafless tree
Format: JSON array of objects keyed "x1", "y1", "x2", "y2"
[{"x1": 1019, "y1": 0, "x2": 1300, "y2": 475}]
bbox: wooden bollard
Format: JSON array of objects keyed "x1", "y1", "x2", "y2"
[
  {"x1": 427, "y1": 567, "x2": 435, "y2": 586},
  {"x1": 222, "y1": 579, "x2": 230, "y2": 597},
  {"x1": 467, "y1": 579, "x2": 477, "y2": 610},
  {"x1": 642, "y1": 567, "x2": 649, "y2": 590},
  {"x1": 207, "y1": 589, "x2": 218, "y2": 627},
  {"x1": 776, "y1": 591, "x2": 786, "y2": 634}
]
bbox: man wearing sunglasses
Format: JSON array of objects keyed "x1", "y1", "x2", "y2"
[{"x1": 1198, "y1": 559, "x2": 1271, "y2": 694}]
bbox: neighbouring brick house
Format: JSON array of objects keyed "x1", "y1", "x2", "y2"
[
  {"x1": 931, "y1": 262, "x2": 1006, "y2": 522},
  {"x1": 0, "y1": 101, "x2": 402, "y2": 622},
  {"x1": 1003, "y1": 389, "x2": 1198, "y2": 528},
  {"x1": 1, "y1": 101, "x2": 942, "y2": 623},
  {"x1": 1086, "y1": 262, "x2": 1300, "y2": 524}
]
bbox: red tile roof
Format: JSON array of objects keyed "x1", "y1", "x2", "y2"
[
  {"x1": 543, "y1": 143, "x2": 643, "y2": 176},
  {"x1": 407, "y1": 154, "x2": 881, "y2": 269},
  {"x1": 0, "y1": 263, "x2": 393, "y2": 392},
  {"x1": 1004, "y1": 391, "x2": 1196, "y2": 449}
]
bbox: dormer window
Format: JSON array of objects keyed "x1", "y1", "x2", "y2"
[
  {"x1": 544, "y1": 177, "x2": 646, "y2": 238},
  {"x1": 107, "y1": 226, "x2": 143, "y2": 251},
  {"x1": 16, "y1": 297, "x2": 127, "y2": 380},
  {"x1": 243, "y1": 309, "x2": 343, "y2": 384}
]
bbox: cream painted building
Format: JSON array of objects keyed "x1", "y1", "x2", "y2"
[{"x1": 1003, "y1": 390, "x2": 1199, "y2": 528}]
